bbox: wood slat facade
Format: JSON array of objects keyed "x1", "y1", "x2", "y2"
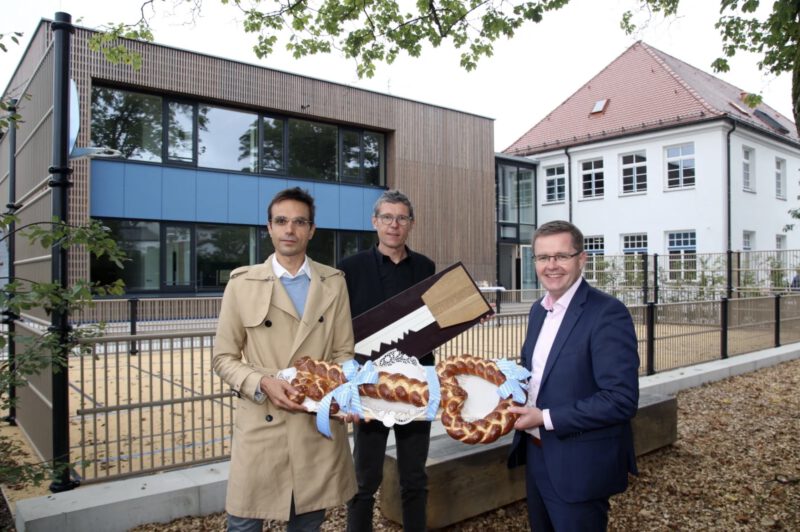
[{"x1": 1, "y1": 19, "x2": 497, "y2": 291}]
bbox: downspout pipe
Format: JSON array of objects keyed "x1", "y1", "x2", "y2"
[
  {"x1": 565, "y1": 147, "x2": 572, "y2": 222},
  {"x1": 726, "y1": 120, "x2": 736, "y2": 297}
]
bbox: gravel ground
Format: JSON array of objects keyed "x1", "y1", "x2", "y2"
[
  {"x1": 4, "y1": 359, "x2": 799, "y2": 531},
  {"x1": 127, "y1": 358, "x2": 800, "y2": 531}
]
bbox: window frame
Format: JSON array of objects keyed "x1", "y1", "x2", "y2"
[
  {"x1": 620, "y1": 151, "x2": 647, "y2": 195},
  {"x1": 742, "y1": 146, "x2": 755, "y2": 192},
  {"x1": 580, "y1": 158, "x2": 604, "y2": 199},
  {"x1": 544, "y1": 164, "x2": 565, "y2": 203},
  {"x1": 667, "y1": 230, "x2": 697, "y2": 281},
  {"x1": 775, "y1": 157, "x2": 787, "y2": 200},
  {"x1": 664, "y1": 142, "x2": 696, "y2": 190}
]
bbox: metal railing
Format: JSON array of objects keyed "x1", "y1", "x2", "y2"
[{"x1": 10, "y1": 293, "x2": 800, "y2": 484}]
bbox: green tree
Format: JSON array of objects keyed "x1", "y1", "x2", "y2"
[{"x1": 84, "y1": 1, "x2": 798, "y2": 133}]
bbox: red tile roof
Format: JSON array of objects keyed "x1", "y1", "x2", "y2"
[{"x1": 503, "y1": 41, "x2": 798, "y2": 156}]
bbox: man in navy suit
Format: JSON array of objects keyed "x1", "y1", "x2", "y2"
[{"x1": 508, "y1": 220, "x2": 639, "y2": 531}]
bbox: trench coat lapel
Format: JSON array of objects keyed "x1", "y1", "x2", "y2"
[{"x1": 289, "y1": 260, "x2": 337, "y2": 357}]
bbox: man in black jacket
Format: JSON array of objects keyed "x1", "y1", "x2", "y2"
[{"x1": 338, "y1": 189, "x2": 435, "y2": 532}]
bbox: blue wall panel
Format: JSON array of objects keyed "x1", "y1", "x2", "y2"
[
  {"x1": 124, "y1": 164, "x2": 162, "y2": 219},
  {"x1": 362, "y1": 188, "x2": 383, "y2": 230},
  {"x1": 228, "y1": 175, "x2": 261, "y2": 225},
  {"x1": 339, "y1": 187, "x2": 365, "y2": 230},
  {"x1": 162, "y1": 167, "x2": 197, "y2": 221},
  {"x1": 196, "y1": 172, "x2": 229, "y2": 222},
  {"x1": 90, "y1": 160, "x2": 124, "y2": 217},
  {"x1": 314, "y1": 183, "x2": 340, "y2": 228},
  {"x1": 91, "y1": 161, "x2": 380, "y2": 231}
]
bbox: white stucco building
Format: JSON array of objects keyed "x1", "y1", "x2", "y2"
[{"x1": 498, "y1": 41, "x2": 800, "y2": 291}]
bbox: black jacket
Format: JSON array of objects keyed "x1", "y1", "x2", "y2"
[{"x1": 337, "y1": 245, "x2": 436, "y2": 364}]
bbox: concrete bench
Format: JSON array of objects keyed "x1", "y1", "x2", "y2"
[{"x1": 379, "y1": 393, "x2": 677, "y2": 529}]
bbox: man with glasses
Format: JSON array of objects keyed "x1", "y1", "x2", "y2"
[
  {"x1": 338, "y1": 189, "x2": 435, "y2": 532},
  {"x1": 214, "y1": 187, "x2": 356, "y2": 531},
  {"x1": 507, "y1": 220, "x2": 639, "y2": 532}
]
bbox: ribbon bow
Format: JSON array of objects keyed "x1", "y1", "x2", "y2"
[
  {"x1": 495, "y1": 359, "x2": 531, "y2": 404},
  {"x1": 424, "y1": 366, "x2": 441, "y2": 421},
  {"x1": 316, "y1": 360, "x2": 379, "y2": 438}
]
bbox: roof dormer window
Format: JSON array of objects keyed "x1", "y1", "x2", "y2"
[{"x1": 591, "y1": 99, "x2": 609, "y2": 114}]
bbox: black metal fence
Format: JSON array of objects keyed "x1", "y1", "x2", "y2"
[
  {"x1": 7, "y1": 293, "x2": 800, "y2": 485},
  {"x1": 583, "y1": 249, "x2": 800, "y2": 305}
]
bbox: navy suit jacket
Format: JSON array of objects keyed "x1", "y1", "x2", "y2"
[{"x1": 508, "y1": 279, "x2": 639, "y2": 503}]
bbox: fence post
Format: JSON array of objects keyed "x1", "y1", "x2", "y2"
[
  {"x1": 129, "y1": 298, "x2": 139, "y2": 355},
  {"x1": 720, "y1": 297, "x2": 729, "y2": 359},
  {"x1": 495, "y1": 288, "x2": 502, "y2": 314},
  {"x1": 646, "y1": 302, "x2": 655, "y2": 375},
  {"x1": 642, "y1": 252, "x2": 649, "y2": 305},
  {"x1": 653, "y1": 253, "x2": 659, "y2": 304},
  {"x1": 774, "y1": 294, "x2": 781, "y2": 348},
  {"x1": 3, "y1": 98, "x2": 18, "y2": 426}
]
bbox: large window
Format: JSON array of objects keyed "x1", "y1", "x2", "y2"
[
  {"x1": 581, "y1": 159, "x2": 604, "y2": 199},
  {"x1": 340, "y1": 129, "x2": 385, "y2": 186},
  {"x1": 668, "y1": 230, "x2": 696, "y2": 281},
  {"x1": 261, "y1": 116, "x2": 285, "y2": 172},
  {"x1": 197, "y1": 225, "x2": 255, "y2": 289},
  {"x1": 620, "y1": 152, "x2": 647, "y2": 194},
  {"x1": 776, "y1": 157, "x2": 787, "y2": 199},
  {"x1": 665, "y1": 143, "x2": 695, "y2": 189},
  {"x1": 91, "y1": 86, "x2": 385, "y2": 185},
  {"x1": 497, "y1": 162, "x2": 536, "y2": 242},
  {"x1": 499, "y1": 165, "x2": 518, "y2": 223},
  {"x1": 288, "y1": 119, "x2": 337, "y2": 181},
  {"x1": 92, "y1": 220, "x2": 160, "y2": 291},
  {"x1": 583, "y1": 236, "x2": 605, "y2": 283},
  {"x1": 742, "y1": 230, "x2": 755, "y2": 251},
  {"x1": 92, "y1": 219, "x2": 376, "y2": 293},
  {"x1": 742, "y1": 146, "x2": 755, "y2": 192},
  {"x1": 91, "y1": 87, "x2": 162, "y2": 162},
  {"x1": 622, "y1": 233, "x2": 647, "y2": 285},
  {"x1": 167, "y1": 100, "x2": 195, "y2": 163},
  {"x1": 544, "y1": 165, "x2": 565, "y2": 203},
  {"x1": 198, "y1": 105, "x2": 259, "y2": 172}
]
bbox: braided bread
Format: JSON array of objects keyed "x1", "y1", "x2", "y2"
[
  {"x1": 289, "y1": 356, "x2": 430, "y2": 410},
  {"x1": 359, "y1": 372, "x2": 429, "y2": 407},
  {"x1": 436, "y1": 354, "x2": 522, "y2": 444}
]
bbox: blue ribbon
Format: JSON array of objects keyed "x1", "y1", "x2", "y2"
[
  {"x1": 495, "y1": 359, "x2": 531, "y2": 404},
  {"x1": 424, "y1": 366, "x2": 441, "y2": 421},
  {"x1": 316, "y1": 360, "x2": 379, "y2": 438}
]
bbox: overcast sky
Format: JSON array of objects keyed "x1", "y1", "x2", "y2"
[{"x1": 1, "y1": 0, "x2": 794, "y2": 152}]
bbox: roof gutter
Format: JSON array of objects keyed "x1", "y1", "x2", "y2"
[{"x1": 512, "y1": 115, "x2": 800, "y2": 158}]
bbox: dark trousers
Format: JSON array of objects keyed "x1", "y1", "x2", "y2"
[
  {"x1": 525, "y1": 438, "x2": 610, "y2": 532},
  {"x1": 346, "y1": 420, "x2": 431, "y2": 532},
  {"x1": 228, "y1": 495, "x2": 325, "y2": 532}
]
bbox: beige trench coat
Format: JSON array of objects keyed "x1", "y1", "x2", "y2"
[{"x1": 213, "y1": 256, "x2": 356, "y2": 521}]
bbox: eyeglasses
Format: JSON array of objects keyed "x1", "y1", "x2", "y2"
[
  {"x1": 271, "y1": 216, "x2": 312, "y2": 229},
  {"x1": 534, "y1": 251, "x2": 582, "y2": 264},
  {"x1": 375, "y1": 214, "x2": 413, "y2": 226}
]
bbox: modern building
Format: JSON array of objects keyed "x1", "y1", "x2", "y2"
[
  {"x1": 0, "y1": 16, "x2": 496, "y2": 299},
  {"x1": 499, "y1": 41, "x2": 800, "y2": 291}
]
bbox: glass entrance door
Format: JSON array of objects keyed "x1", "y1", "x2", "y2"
[{"x1": 520, "y1": 244, "x2": 537, "y2": 301}]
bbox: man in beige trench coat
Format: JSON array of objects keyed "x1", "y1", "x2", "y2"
[{"x1": 214, "y1": 187, "x2": 357, "y2": 531}]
